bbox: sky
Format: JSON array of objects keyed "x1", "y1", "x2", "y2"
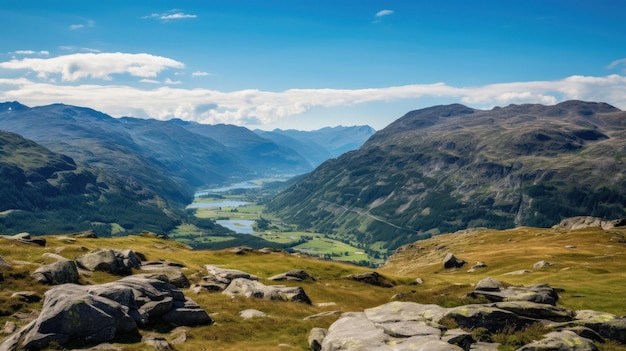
[{"x1": 1, "y1": 0, "x2": 626, "y2": 131}]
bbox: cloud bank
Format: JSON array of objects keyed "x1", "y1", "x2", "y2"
[{"x1": 1, "y1": 52, "x2": 626, "y2": 128}]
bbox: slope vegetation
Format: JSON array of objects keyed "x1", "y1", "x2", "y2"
[{"x1": 267, "y1": 101, "x2": 626, "y2": 252}]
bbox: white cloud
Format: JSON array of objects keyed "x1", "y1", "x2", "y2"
[
  {"x1": 69, "y1": 20, "x2": 95, "y2": 30},
  {"x1": 143, "y1": 11, "x2": 197, "y2": 21},
  {"x1": 10, "y1": 50, "x2": 49, "y2": 56},
  {"x1": 1, "y1": 59, "x2": 626, "y2": 128},
  {"x1": 0, "y1": 52, "x2": 184, "y2": 81},
  {"x1": 375, "y1": 9, "x2": 394, "y2": 17},
  {"x1": 192, "y1": 71, "x2": 211, "y2": 77},
  {"x1": 607, "y1": 58, "x2": 626, "y2": 72},
  {"x1": 164, "y1": 78, "x2": 182, "y2": 85}
]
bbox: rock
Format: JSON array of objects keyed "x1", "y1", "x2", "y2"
[
  {"x1": 308, "y1": 327, "x2": 327, "y2": 351},
  {"x1": 169, "y1": 327, "x2": 188, "y2": 345},
  {"x1": 2, "y1": 321, "x2": 17, "y2": 334},
  {"x1": 239, "y1": 309, "x2": 267, "y2": 319},
  {"x1": 222, "y1": 278, "x2": 312, "y2": 304},
  {"x1": 364, "y1": 301, "x2": 448, "y2": 324},
  {"x1": 415, "y1": 277, "x2": 424, "y2": 284},
  {"x1": 75, "y1": 248, "x2": 142, "y2": 275},
  {"x1": 563, "y1": 326, "x2": 605, "y2": 343},
  {"x1": 142, "y1": 335, "x2": 172, "y2": 351},
  {"x1": 552, "y1": 216, "x2": 626, "y2": 231},
  {"x1": 503, "y1": 269, "x2": 532, "y2": 275},
  {"x1": 303, "y1": 311, "x2": 342, "y2": 321},
  {"x1": 492, "y1": 301, "x2": 573, "y2": 322},
  {"x1": 73, "y1": 229, "x2": 98, "y2": 238},
  {"x1": 11, "y1": 291, "x2": 42, "y2": 303},
  {"x1": 443, "y1": 253, "x2": 466, "y2": 269},
  {"x1": 68, "y1": 343, "x2": 122, "y2": 351},
  {"x1": 345, "y1": 271, "x2": 395, "y2": 287},
  {"x1": 320, "y1": 312, "x2": 389, "y2": 350},
  {"x1": 533, "y1": 260, "x2": 554, "y2": 269},
  {"x1": 475, "y1": 277, "x2": 501, "y2": 292},
  {"x1": 567, "y1": 310, "x2": 626, "y2": 342},
  {"x1": 441, "y1": 329, "x2": 475, "y2": 351},
  {"x1": 0, "y1": 276, "x2": 213, "y2": 350},
  {"x1": 197, "y1": 264, "x2": 259, "y2": 292},
  {"x1": 443, "y1": 305, "x2": 531, "y2": 333},
  {"x1": 230, "y1": 246, "x2": 253, "y2": 254},
  {"x1": 469, "y1": 283, "x2": 559, "y2": 306},
  {"x1": 3, "y1": 232, "x2": 46, "y2": 246},
  {"x1": 517, "y1": 330, "x2": 598, "y2": 351},
  {"x1": 31, "y1": 259, "x2": 79, "y2": 285},
  {"x1": 268, "y1": 269, "x2": 316, "y2": 281},
  {"x1": 467, "y1": 262, "x2": 487, "y2": 273},
  {"x1": 0, "y1": 255, "x2": 12, "y2": 267},
  {"x1": 138, "y1": 270, "x2": 190, "y2": 289}
]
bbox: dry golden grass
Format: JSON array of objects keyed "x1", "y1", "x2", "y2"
[{"x1": 1, "y1": 226, "x2": 625, "y2": 350}]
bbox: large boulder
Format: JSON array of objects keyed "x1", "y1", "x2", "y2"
[
  {"x1": 195, "y1": 265, "x2": 259, "y2": 292},
  {"x1": 75, "y1": 249, "x2": 142, "y2": 275},
  {"x1": 552, "y1": 216, "x2": 626, "y2": 230},
  {"x1": 469, "y1": 281, "x2": 559, "y2": 306},
  {"x1": 268, "y1": 269, "x2": 316, "y2": 282},
  {"x1": 345, "y1": 271, "x2": 395, "y2": 287},
  {"x1": 2, "y1": 232, "x2": 46, "y2": 246},
  {"x1": 0, "y1": 276, "x2": 212, "y2": 350},
  {"x1": 31, "y1": 259, "x2": 79, "y2": 285},
  {"x1": 443, "y1": 304, "x2": 531, "y2": 333},
  {"x1": 517, "y1": 330, "x2": 598, "y2": 351},
  {"x1": 222, "y1": 278, "x2": 312, "y2": 304},
  {"x1": 443, "y1": 253, "x2": 466, "y2": 269}
]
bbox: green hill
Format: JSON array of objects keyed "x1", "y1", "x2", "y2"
[{"x1": 266, "y1": 101, "x2": 626, "y2": 253}]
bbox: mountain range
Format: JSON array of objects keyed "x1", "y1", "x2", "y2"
[
  {"x1": 0, "y1": 101, "x2": 374, "y2": 235},
  {"x1": 266, "y1": 100, "x2": 626, "y2": 253}
]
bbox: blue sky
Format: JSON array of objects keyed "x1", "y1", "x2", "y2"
[{"x1": 1, "y1": 1, "x2": 626, "y2": 130}]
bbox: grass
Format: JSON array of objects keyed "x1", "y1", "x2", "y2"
[{"x1": 3, "y1": 226, "x2": 625, "y2": 350}]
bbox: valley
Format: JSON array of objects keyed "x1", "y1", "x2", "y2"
[{"x1": 170, "y1": 180, "x2": 384, "y2": 266}]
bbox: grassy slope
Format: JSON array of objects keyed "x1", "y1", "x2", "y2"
[{"x1": 1, "y1": 226, "x2": 625, "y2": 350}]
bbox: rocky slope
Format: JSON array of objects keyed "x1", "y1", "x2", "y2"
[
  {"x1": 1, "y1": 223, "x2": 625, "y2": 350},
  {"x1": 266, "y1": 101, "x2": 626, "y2": 252}
]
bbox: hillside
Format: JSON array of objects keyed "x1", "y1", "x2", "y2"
[
  {"x1": 266, "y1": 101, "x2": 626, "y2": 253},
  {"x1": 0, "y1": 130, "x2": 181, "y2": 235},
  {"x1": 0, "y1": 224, "x2": 625, "y2": 350},
  {"x1": 255, "y1": 125, "x2": 376, "y2": 168}
]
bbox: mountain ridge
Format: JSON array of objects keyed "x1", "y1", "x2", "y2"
[{"x1": 266, "y1": 100, "x2": 626, "y2": 253}]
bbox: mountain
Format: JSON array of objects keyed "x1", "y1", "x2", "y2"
[
  {"x1": 255, "y1": 126, "x2": 376, "y2": 167},
  {"x1": 266, "y1": 101, "x2": 626, "y2": 252},
  {"x1": 0, "y1": 129, "x2": 180, "y2": 235},
  {"x1": 173, "y1": 120, "x2": 313, "y2": 176}
]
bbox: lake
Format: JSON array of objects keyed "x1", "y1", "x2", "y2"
[
  {"x1": 216, "y1": 219, "x2": 255, "y2": 234},
  {"x1": 195, "y1": 181, "x2": 260, "y2": 196},
  {"x1": 187, "y1": 200, "x2": 250, "y2": 209}
]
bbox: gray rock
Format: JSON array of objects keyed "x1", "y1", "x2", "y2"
[
  {"x1": 492, "y1": 301, "x2": 573, "y2": 322},
  {"x1": 303, "y1": 311, "x2": 342, "y2": 321},
  {"x1": 0, "y1": 256, "x2": 11, "y2": 268},
  {"x1": 2, "y1": 321, "x2": 17, "y2": 334},
  {"x1": 198, "y1": 264, "x2": 259, "y2": 292},
  {"x1": 142, "y1": 335, "x2": 172, "y2": 351},
  {"x1": 567, "y1": 310, "x2": 626, "y2": 342},
  {"x1": 533, "y1": 260, "x2": 554, "y2": 269},
  {"x1": 345, "y1": 271, "x2": 395, "y2": 287},
  {"x1": 552, "y1": 216, "x2": 626, "y2": 231},
  {"x1": 475, "y1": 277, "x2": 501, "y2": 292},
  {"x1": 169, "y1": 327, "x2": 188, "y2": 345},
  {"x1": 75, "y1": 248, "x2": 142, "y2": 275},
  {"x1": 320, "y1": 312, "x2": 389, "y2": 350},
  {"x1": 308, "y1": 327, "x2": 327, "y2": 351},
  {"x1": 469, "y1": 283, "x2": 559, "y2": 306},
  {"x1": 364, "y1": 301, "x2": 448, "y2": 324},
  {"x1": 137, "y1": 269, "x2": 190, "y2": 289},
  {"x1": 443, "y1": 253, "x2": 466, "y2": 269},
  {"x1": 441, "y1": 329, "x2": 475, "y2": 351},
  {"x1": 377, "y1": 321, "x2": 442, "y2": 338},
  {"x1": 268, "y1": 269, "x2": 316, "y2": 281},
  {"x1": 0, "y1": 276, "x2": 213, "y2": 351},
  {"x1": 239, "y1": 309, "x2": 267, "y2": 319},
  {"x1": 467, "y1": 262, "x2": 487, "y2": 273},
  {"x1": 222, "y1": 278, "x2": 312, "y2": 304},
  {"x1": 443, "y1": 305, "x2": 531, "y2": 333},
  {"x1": 517, "y1": 330, "x2": 598, "y2": 350},
  {"x1": 3, "y1": 232, "x2": 46, "y2": 246},
  {"x1": 503, "y1": 269, "x2": 532, "y2": 275},
  {"x1": 68, "y1": 343, "x2": 122, "y2": 351},
  {"x1": 11, "y1": 291, "x2": 41, "y2": 303},
  {"x1": 31, "y1": 259, "x2": 79, "y2": 285}
]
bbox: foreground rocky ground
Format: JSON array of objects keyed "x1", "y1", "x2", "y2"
[{"x1": 1, "y1": 220, "x2": 625, "y2": 350}]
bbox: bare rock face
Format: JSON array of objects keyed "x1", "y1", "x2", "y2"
[
  {"x1": 222, "y1": 278, "x2": 312, "y2": 304},
  {"x1": 552, "y1": 216, "x2": 626, "y2": 230},
  {"x1": 31, "y1": 259, "x2": 79, "y2": 285},
  {"x1": 75, "y1": 249, "x2": 142, "y2": 275},
  {"x1": 0, "y1": 276, "x2": 212, "y2": 351}
]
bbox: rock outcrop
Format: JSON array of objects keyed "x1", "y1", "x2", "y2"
[
  {"x1": 469, "y1": 277, "x2": 559, "y2": 305},
  {"x1": 2, "y1": 232, "x2": 46, "y2": 247},
  {"x1": 443, "y1": 253, "x2": 466, "y2": 269},
  {"x1": 312, "y1": 282, "x2": 626, "y2": 351},
  {"x1": 268, "y1": 269, "x2": 316, "y2": 282},
  {"x1": 0, "y1": 276, "x2": 212, "y2": 350},
  {"x1": 345, "y1": 271, "x2": 395, "y2": 287},
  {"x1": 75, "y1": 248, "x2": 142, "y2": 275},
  {"x1": 552, "y1": 216, "x2": 626, "y2": 230},
  {"x1": 31, "y1": 259, "x2": 79, "y2": 285},
  {"x1": 223, "y1": 278, "x2": 312, "y2": 304}
]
